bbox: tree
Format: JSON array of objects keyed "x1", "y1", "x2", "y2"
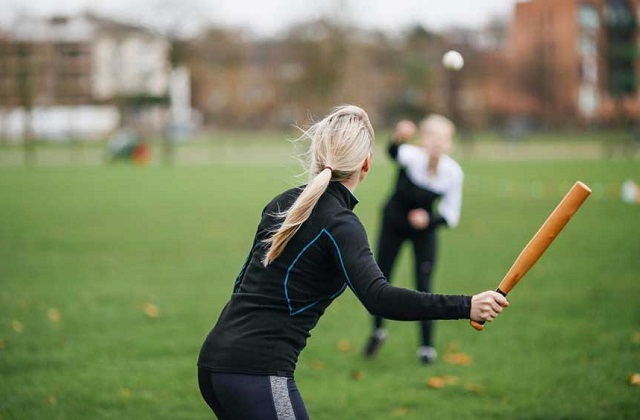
[
  {"x1": 128, "y1": 0, "x2": 208, "y2": 164},
  {"x1": 283, "y1": 19, "x2": 349, "y2": 115}
]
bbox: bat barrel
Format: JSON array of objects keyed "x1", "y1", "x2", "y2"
[
  {"x1": 498, "y1": 181, "x2": 591, "y2": 295},
  {"x1": 470, "y1": 181, "x2": 591, "y2": 332}
]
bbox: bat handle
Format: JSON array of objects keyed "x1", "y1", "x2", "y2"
[{"x1": 469, "y1": 288, "x2": 507, "y2": 331}]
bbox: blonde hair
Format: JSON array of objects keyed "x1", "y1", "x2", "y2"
[
  {"x1": 419, "y1": 114, "x2": 455, "y2": 138},
  {"x1": 262, "y1": 105, "x2": 375, "y2": 266},
  {"x1": 419, "y1": 114, "x2": 455, "y2": 154}
]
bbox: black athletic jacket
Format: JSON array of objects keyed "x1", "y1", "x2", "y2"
[{"x1": 198, "y1": 182, "x2": 472, "y2": 377}]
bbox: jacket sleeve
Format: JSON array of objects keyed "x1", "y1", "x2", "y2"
[
  {"x1": 326, "y1": 210, "x2": 471, "y2": 320},
  {"x1": 437, "y1": 166, "x2": 463, "y2": 228},
  {"x1": 388, "y1": 141, "x2": 400, "y2": 160}
]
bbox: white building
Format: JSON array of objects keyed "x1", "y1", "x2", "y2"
[
  {"x1": 0, "y1": 14, "x2": 171, "y2": 140},
  {"x1": 89, "y1": 15, "x2": 169, "y2": 100}
]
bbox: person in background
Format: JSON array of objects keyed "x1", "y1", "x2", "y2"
[
  {"x1": 198, "y1": 105, "x2": 506, "y2": 419},
  {"x1": 363, "y1": 115, "x2": 463, "y2": 364}
]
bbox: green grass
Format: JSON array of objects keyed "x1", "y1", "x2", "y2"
[{"x1": 0, "y1": 145, "x2": 639, "y2": 419}]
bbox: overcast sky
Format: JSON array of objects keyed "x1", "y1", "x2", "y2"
[{"x1": 0, "y1": 0, "x2": 522, "y2": 37}]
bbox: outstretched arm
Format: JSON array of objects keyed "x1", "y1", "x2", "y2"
[
  {"x1": 327, "y1": 211, "x2": 507, "y2": 322},
  {"x1": 326, "y1": 210, "x2": 488, "y2": 321},
  {"x1": 388, "y1": 120, "x2": 416, "y2": 160}
]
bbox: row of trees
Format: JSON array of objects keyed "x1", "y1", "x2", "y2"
[{"x1": 2, "y1": 1, "x2": 638, "y2": 140}]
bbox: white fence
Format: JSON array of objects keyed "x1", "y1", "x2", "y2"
[{"x1": 0, "y1": 106, "x2": 120, "y2": 141}]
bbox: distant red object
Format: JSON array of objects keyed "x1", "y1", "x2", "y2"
[{"x1": 132, "y1": 143, "x2": 151, "y2": 165}]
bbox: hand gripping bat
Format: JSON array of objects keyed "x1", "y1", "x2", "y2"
[{"x1": 470, "y1": 181, "x2": 592, "y2": 331}]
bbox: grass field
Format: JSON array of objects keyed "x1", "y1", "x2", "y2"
[{"x1": 1, "y1": 137, "x2": 639, "y2": 419}]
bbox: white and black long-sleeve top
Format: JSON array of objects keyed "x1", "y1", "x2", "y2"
[
  {"x1": 386, "y1": 142, "x2": 463, "y2": 229},
  {"x1": 198, "y1": 182, "x2": 472, "y2": 377}
]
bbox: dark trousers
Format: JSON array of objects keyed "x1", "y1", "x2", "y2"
[
  {"x1": 198, "y1": 368, "x2": 309, "y2": 420},
  {"x1": 373, "y1": 214, "x2": 438, "y2": 347}
]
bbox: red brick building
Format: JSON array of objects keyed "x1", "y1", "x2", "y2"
[{"x1": 501, "y1": 0, "x2": 640, "y2": 124}]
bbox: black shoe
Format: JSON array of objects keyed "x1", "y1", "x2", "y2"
[
  {"x1": 417, "y1": 346, "x2": 437, "y2": 364},
  {"x1": 363, "y1": 328, "x2": 387, "y2": 358}
]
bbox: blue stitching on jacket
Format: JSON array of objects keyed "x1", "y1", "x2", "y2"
[
  {"x1": 284, "y1": 228, "x2": 351, "y2": 316},
  {"x1": 324, "y1": 229, "x2": 359, "y2": 299},
  {"x1": 284, "y1": 230, "x2": 325, "y2": 315}
]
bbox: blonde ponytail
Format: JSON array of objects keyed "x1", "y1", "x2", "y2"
[
  {"x1": 262, "y1": 168, "x2": 332, "y2": 265},
  {"x1": 262, "y1": 105, "x2": 375, "y2": 266}
]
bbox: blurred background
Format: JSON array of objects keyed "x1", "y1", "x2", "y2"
[
  {"x1": 1, "y1": 1, "x2": 639, "y2": 419},
  {"x1": 0, "y1": 0, "x2": 639, "y2": 164}
]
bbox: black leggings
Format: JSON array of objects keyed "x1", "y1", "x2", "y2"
[
  {"x1": 198, "y1": 368, "x2": 309, "y2": 419},
  {"x1": 373, "y1": 214, "x2": 438, "y2": 347}
]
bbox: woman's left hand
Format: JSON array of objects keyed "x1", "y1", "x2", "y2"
[{"x1": 407, "y1": 209, "x2": 429, "y2": 230}]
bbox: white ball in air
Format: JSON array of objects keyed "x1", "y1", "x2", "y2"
[{"x1": 442, "y1": 50, "x2": 464, "y2": 71}]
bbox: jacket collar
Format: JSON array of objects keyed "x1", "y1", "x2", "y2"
[{"x1": 326, "y1": 181, "x2": 359, "y2": 210}]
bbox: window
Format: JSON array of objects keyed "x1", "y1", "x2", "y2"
[
  {"x1": 579, "y1": 4, "x2": 599, "y2": 29},
  {"x1": 604, "y1": 0, "x2": 634, "y2": 27}
]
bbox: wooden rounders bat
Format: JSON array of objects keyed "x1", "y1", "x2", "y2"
[{"x1": 470, "y1": 181, "x2": 592, "y2": 331}]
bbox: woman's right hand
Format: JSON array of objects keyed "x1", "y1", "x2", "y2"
[
  {"x1": 407, "y1": 209, "x2": 429, "y2": 230},
  {"x1": 470, "y1": 291, "x2": 509, "y2": 323},
  {"x1": 392, "y1": 120, "x2": 416, "y2": 143}
]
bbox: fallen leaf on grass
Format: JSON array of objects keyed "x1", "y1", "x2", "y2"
[
  {"x1": 426, "y1": 377, "x2": 445, "y2": 389},
  {"x1": 119, "y1": 387, "x2": 132, "y2": 399},
  {"x1": 11, "y1": 320, "x2": 23, "y2": 333},
  {"x1": 310, "y1": 360, "x2": 325, "y2": 370},
  {"x1": 464, "y1": 383, "x2": 484, "y2": 393},
  {"x1": 441, "y1": 375, "x2": 459, "y2": 385},
  {"x1": 48, "y1": 308, "x2": 61, "y2": 323},
  {"x1": 426, "y1": 375, "x2": 459, "y2": 389},
  {"x1": 445, "y1": 341, "x2": 459, "y2": 353},
  {"x1": 48, "y1": 396, "x2": 57, "y2": 405},
  {"x1": 443, "y1": 341, "x2": 472, "y2": 365},
  {"x1": 391, "y1": 407, "x2": 412, "y2": 416},
  {"x1": 143, "y1": 303, "x2": 160, "y2": 319},
  {"x1": 350, "y1": 370, "x2": 364, "y2": 380},
  {"x1": 629, "y1": 373, "x2": 640, "y2": 387},
  {"x1": 444, "y1": 352, "x2": 472, "y2": 366},
  {"x1": 0, "y1": 339, "x2": 6, "y2": 349},
  {"x1": 336, "y1": 340, "x2": 351, "y2": 352},
  {"x1": 632, "y1": 332, "x2": 640, "y2": 344}
]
